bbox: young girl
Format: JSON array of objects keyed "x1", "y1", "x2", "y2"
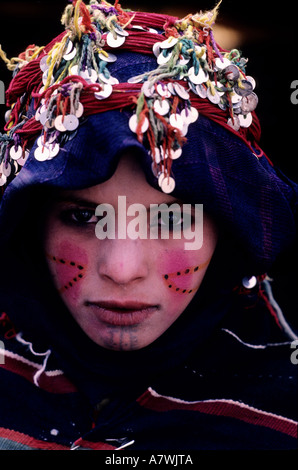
[{"x1": 0, "y1": 0, "x2": 297, "y2": 451}]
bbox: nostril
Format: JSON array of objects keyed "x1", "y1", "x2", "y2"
[
  {"x1": 100, "y1": 266, "x2": 146, "y2": 286},
  {"x1": 98, "y1": 255, "x2": 148, "y2": 286}
]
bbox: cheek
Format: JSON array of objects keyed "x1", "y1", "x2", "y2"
[
  {"x1": 46, "y1": 240, "x2": 89, "y2": 303},
  {"x1": 159, "y1": 249, "x2": 210, "y2": 297}
]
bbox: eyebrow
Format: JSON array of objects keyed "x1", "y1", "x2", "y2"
[
  {"x1": 54, "y1": 194, "x2": 186, "y2": 210},
  {"x1": 54, "y1": 195, "x2": 99, "y2": 209}
]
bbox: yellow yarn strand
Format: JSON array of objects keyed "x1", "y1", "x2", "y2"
[
  {"x1": 74, "y1": 0, "x2": 83, "y2": 40},
  {"x1": 45, "y1": 35, "x2": 69, "y2": 89},
  {"x1": 0, "y1": 44, "x2": 44, "y2": 72},
  {"x1": 177, "y1": 0, "x2": 222, "y2": 31},
  {"x1": 30, "y1": 46, "x2": 45, "y2": 61},
  {"x1": 106, "y1": 14, "x2": 118, "y2": 36},
  {"x1": 193, "y1": 0, "x2": 222, "y2": 27},
  {"x1": 0, "y1": 45, "x2": 23, "y2": 71}
]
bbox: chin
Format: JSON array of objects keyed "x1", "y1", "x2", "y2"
[{"x1": 90, "y1": 330, "x2": 157, "y2": 352}]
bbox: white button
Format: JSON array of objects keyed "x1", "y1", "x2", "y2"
[
  {"x1": 75, "y1": 102, "x2": 84, "y2": 118},
  {"x1": 188, "y1": 66, "x2": 208, "y2": 85},
  {"x1": 106, "y1": 32, "x2": 125, "y2": 48},
  {"x1": 177, "y1": 57, "x2": 190, "y2": 66},
  {"x1": 39, "y1": 111, "x2": 48, "y2": 127},
  {"x1": 173, "y1": 83, "x2": 190, "y2": 100},
  {"x1": 169, "y1": 113, "x2": 184, "y2": 131},
  {"x1": 158, "y1": 172, "x2": 166, "y2": 187},
  {"x1": 80, "y1": 68, "x2": 98, "y2": 83},
  {"x1": 0, "y1": 161, "x2": 11, "y2": 177},
  {"x1": 5, "y1": 110, "x2": 11, "y2": 123},
  {"x1": 98, "y1": 73, "x2": 119, "y2": 85},
  {"x1": 94, "y1": 83, "x2": 113, "y2": 99},
  {"x1": 195, "y1": 45, "x2": 207, "y2": 61},
  {"x1": 142, "y1": 81, "x2": 155, "y2": 98},
  {"x1": 0, "y1": 174, "x2": 7, "y2": 187},
  {"x1": 63, "y1": 114, "x2": 79, "y2": 132},
  {"x1": 231, "y1": 92, "x2": 242, "y2": 104},
  {"x1": 239, "y1": 112, "x2": 252, "y2": 128},
  {"x1": 127, "y1": 75, "x2": 143, "y2": 84},
  {"x1": 180, "y1": 107, "x2": 199, "y2": 125},
  {"x1": 34, "y1": 146, "x2": 50, "y2": 161},
  {"x1": 207, "y1": 87, "x2": 220, "y2": 104},
  {"x1": 70, "y1": 64, "x2": 79, "y2": 76},
  {"x1": 10, "y1": 146, "x2": 23, "y2": 161},
  {"x1": 227, "y1": 116, "x2": 240, "y2": 131},
  {"x1": 153, "y1": 100, "x2": 170, "y2": 116},
  {"x1": 246, "y1": 76, "x2": 256, "y2": 90},
  {"x1": 63, "y1": 47, "x2": 77, "y2": 61},
  {"x1": 242, "y1": 276, "x2": 257, "y2": 289},
  {"x1": 150, "y1": 147, "x2": 162, "y2": 164},
  {"x1": 215, "y1": 57, "x2": 231, "y2": 69},
  {"x1": 161, "y1": 175, "x2": 176, "y2": 194},
  {"x1": 98, "y1": 51, "x2": 117, "y2": 63},
  {"x1": 55, "y1": 115, "x2": 67, "y2": 132},
  {"x1": 18, "y1": 150, "x2": 30, "y2": 166},
  {"x1": 215, "y1": 82, "x2": 226, "y2": 97},
  {"x1": 156, "y1": 83, "x2": 171, "y2": 98},
  {"x1": 114, "y1": 27, "x2": 129, "y2": 37},
  {"x1": 159, "y1": 37, "x2": 178, "y2": 49},
  {"x1": 153, "y1": 42, "x2": 161, "y2": 57},
  {"x1": 169, "y1": 148, "x2": 182, "y2": 160},
  {"x1": 128, "y1": 114, "x2": 149, "y2": 133},
  {"x1": 40, "y1": 55, "x2": 49, "y2": 72},
  {"x1": 195, "y1": 84, "x2": 207, "y2": 99},
  {"x1": 64, "y1": 41, "x2": 74, "y2": 56},
  {"x1": 167, "y1": 82, "x2": 176, "y2": 95},
  {"x1": 47, "y1": 143, "x2": 60, "y2": 159},
  {"x1": 157, "y1": 51, "x2": 172, "y2": 65}
]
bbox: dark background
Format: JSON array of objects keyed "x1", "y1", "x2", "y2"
[{"x1": 0, "y1": 0, "x2": 297, "y2": 326}]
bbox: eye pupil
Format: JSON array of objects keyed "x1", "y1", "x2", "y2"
[
  {"x1": 160, "y1": 211, "x2": 180, "y2": 227},
  {"x1": 73, "y1": 209, "x2": 94, "y2": 223}
]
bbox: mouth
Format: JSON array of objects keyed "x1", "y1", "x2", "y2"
[{"x1": 85, "y1": 300, "x2": 160, "y2": 326}]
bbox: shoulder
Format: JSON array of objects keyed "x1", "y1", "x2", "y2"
[
  {"x1": 146, "y1": 287, "x2": 298, "y2": 449},
  {"x1": 0, "y1": 314, "x2": 77, "y2": 394},
  {"x1": 0, "y1": 316, "x2": 90, "y2": 450}
]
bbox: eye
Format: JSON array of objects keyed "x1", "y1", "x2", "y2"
[
  {"x1": 63, "y1": 208, "x2": 98, "y2": 225},
  {"x1": 150, "y1": 210, "x2": 188, "y2": 232},
  {"x1": 159, "y1": 211, "x2": 183, "y2": 229}
]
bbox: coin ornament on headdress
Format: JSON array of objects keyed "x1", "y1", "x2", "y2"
[{"x1": 0, "y1": 0, "x2": 259, "y2": 194}]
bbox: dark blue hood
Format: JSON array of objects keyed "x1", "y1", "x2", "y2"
[{"x1": 0, "y1": 110, "x2": 297, "y2": 274}]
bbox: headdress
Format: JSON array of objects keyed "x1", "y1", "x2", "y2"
[
  {"x1": 0, "y1": 0, "x2": 297, "y2": 273},
  {"x1": 1, "y1": 0, "x2": 261, "y2": 194}
]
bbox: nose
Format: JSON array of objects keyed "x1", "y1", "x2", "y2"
[{"x1": 97, "y1": 238, "x2": 149, "y2": 287}]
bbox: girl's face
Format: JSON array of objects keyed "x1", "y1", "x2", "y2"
[{"x1": 43, "y1": 153, "x2": 218, "y2": 351}]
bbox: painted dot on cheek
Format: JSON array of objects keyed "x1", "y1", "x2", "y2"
[
  {"x1": 162, "y1": 259, "x2": 211, "y2": 295},
  {"x1": 47, "y1": 255, "x2": 87, "y2": 293}
]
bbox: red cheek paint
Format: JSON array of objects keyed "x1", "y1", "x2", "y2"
[
  {"x1": 46, "y1": 241, "x2": 88, "y2": 301},
  {"x1": 160, "y1": 250, "x2": 211, "y2": 295}
]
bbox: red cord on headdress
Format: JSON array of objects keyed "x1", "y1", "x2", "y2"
[{"x1": 13, "y1": 78, "x2": 265, "y2": 164}]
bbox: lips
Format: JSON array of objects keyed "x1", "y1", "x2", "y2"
[{"x1": 85, "y1": 300, "x2": 159, "y2": 326}]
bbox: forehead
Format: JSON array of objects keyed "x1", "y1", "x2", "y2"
[{"x1": 57, "y1": 152, "x2": 179, "y2": 206}]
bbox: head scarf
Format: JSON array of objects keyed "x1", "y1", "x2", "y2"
[
  {"x1": 0, "y1": 0, "x2": 297, "y2": 402},
  {"x1": 0, "y1": 0, "x2": 297, "y2": 273}
]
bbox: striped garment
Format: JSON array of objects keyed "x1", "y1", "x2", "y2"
[{"x1": 0, "y1": 311, "x2": 297, "y2": 451}]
